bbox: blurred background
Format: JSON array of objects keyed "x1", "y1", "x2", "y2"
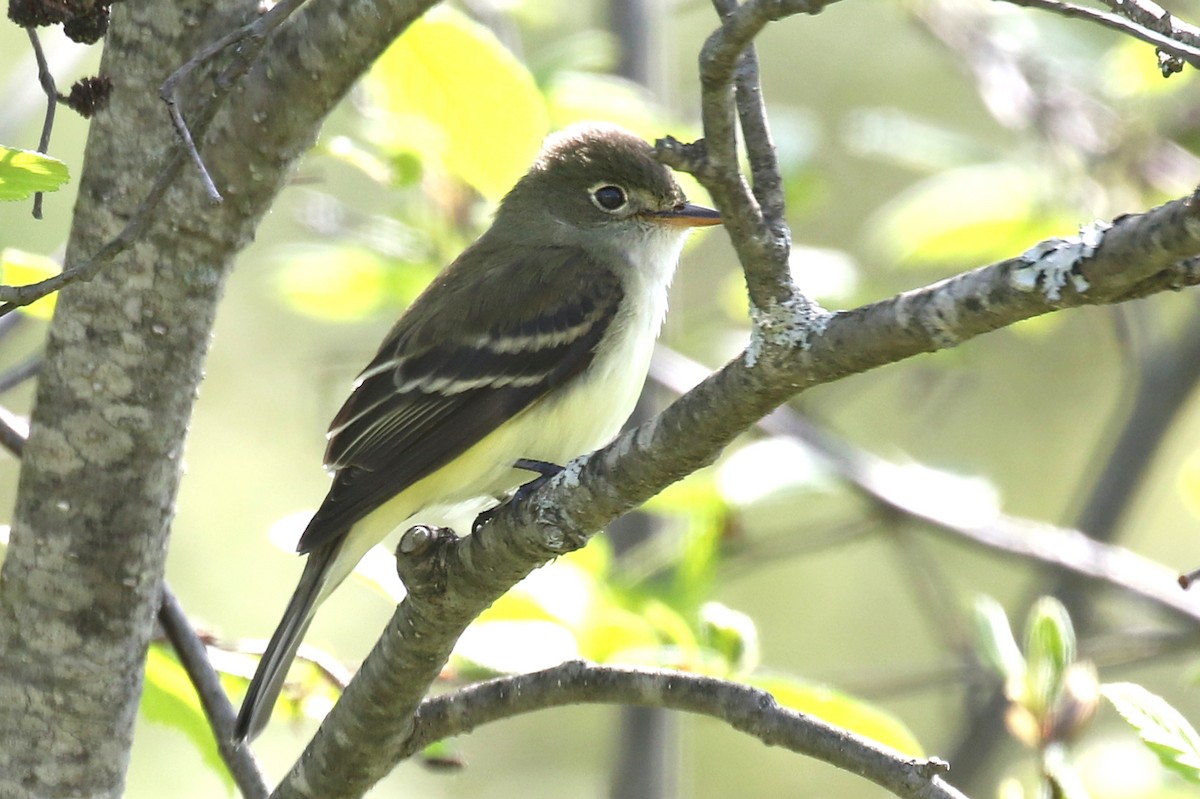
[{"x1": 4, "y1": 0, "x2": 1200, "y2": 796}]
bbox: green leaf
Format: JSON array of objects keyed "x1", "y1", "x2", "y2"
[
  {"x1": 452, "y1": 619, "x2": 580, "y2": 677},
  {"x1": 972, "y1": 595, "x2": 1026, "y2": 687},
  {"x1": 0, "y1": 146, "x2": 68, "y2": 200},
  {"x1": 1024, "y1": 596, "x2": 1076, "y2": 715},
  {"x1": 642, "y1": 471, "x2": 729, "y2": 614},
  {"x1": 365, "y1": 6, "x2": 548, "y2": 201},
  {"x1": 274, "y1": 245, "x2": 417, "y2": 322},
  {"x1": 140, "y1": 644, "x2": 233, "y2": 790},
  {"x1": 575, "y1": 604, "x2": 662, "y2": 663},
  {"x1": 419, "y1": 737, "x2": 465, "y2": 771},
  {"x1": 699, "y1": 601, "x2": 760, "y2": 674},
  {"x1": 749, "y1": 674, "x2": 924, "y2": 757},
  {"x1": 1102, "y1": 682, "x2": 1200, "y2": 784},
  {"x1": 640, "y1": 598, "x2": 700, "y2": 655},
  {"x1": 0, "y1": 247, "x2": 60, "y2": 319}
]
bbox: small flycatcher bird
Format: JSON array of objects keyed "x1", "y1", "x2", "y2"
[{"x1": 234, "y1": 123, "x2": 721, "y2": 741}]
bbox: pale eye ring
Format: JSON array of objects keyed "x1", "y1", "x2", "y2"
[{"x1": 590, "y1": 184, "x2": 627, "y2": 212}]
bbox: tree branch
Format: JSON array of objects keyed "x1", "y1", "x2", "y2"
[
  {"x1": 25, "y1": 28, "x2": 57, "y2": 220},
  {"x1": 158, "y1": 587, "x2": 269, "y2": 799},
  {"x1": 405, "y1": 662, "x2": 969, "y2": 799},
  {"x1": 1000, "y1": 0, "x2": 1200, "y2": 68}
]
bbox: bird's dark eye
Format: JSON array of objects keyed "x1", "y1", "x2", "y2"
[{"x1": 591, "y1": 184, "x2": 627, "y2": 212}]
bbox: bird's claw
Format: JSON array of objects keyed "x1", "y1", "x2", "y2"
[{"x1": 471, "y1": 458, "x2": 565, "y2": 533}]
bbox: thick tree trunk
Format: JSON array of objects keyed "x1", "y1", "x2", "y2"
[{"x1": 0, "y1": 1, "x2": 439, "y2": 795}]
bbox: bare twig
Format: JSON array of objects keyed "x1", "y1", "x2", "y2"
[
  {"x1": 407, "y1": 662, "x2": 969, "y2": 799},
  {"x1": 26, "y1": 29, "x2": 57, "y2": 220},
  {"x1": 0, "y1": 0, "x2": 310, "y2": 316},
  {"x1": 158, "y1": 587, "x2": 269, "y2": 799},
  {"x1": 1001, "y1": 0, "x2": 1200, "y2": 68},
  {"x1": 1097, "y1": 0, "x2": 1200, "y2": 47},
  {"x1": 0, "y1": 406, "x2": 28, "y2": 458},
  {"x1": 657, "y1": 0, "x2": 838, "y2": 308},
  {"x1": 159, "y1": 0, "x2": 310, "y2": 203}
]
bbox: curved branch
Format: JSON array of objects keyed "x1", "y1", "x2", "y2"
[
  {"x1": 406, "y1": 662, "x2": 969, "y2": 799},
  {"x1": 158, "y1": 588, "x2": 269, "y2": 799}
]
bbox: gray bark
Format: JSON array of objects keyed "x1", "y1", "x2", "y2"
[{"x1": 0, "y1": 0, "x2": 440, "y2": 795}]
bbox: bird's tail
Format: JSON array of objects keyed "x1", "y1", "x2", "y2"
[{"x1": 234, "y1": 541, "x2": 340, "y2": 742}]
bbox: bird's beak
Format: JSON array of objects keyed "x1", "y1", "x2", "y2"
[{"x1": 646, "y1": 203, "x2": 722, "y2": 227}]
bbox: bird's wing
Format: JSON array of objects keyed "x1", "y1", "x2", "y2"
[{"x1": 295, "y1": 245, "x2": 623, "y2": 553}]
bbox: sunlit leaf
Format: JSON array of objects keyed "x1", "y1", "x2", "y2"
[
  {"x1": 274, "y1": 245, "x2": 391, "y2": 321},
  {"x1": 641, "y1": 598, "x2": 700, "y2": 655},
  {"x1": 1025, "y1": 597, "x2": 1075, "y2": 716},
  {"x1": 484, "y1": 558, "x2": 598, "y2": 628},
  {"x1": 699, "y1": 601, "x2": 760, "y2": 674},
  {"x1": 419, "y1": 737, "x2": 466, "y2": 771},
  {"x1": 871, "y1": 162, "x2": 1078, "y2": 267},
  {"x1": 972, "y1": 595, "x2": 1026, "y2": 688},
  {"x1": 452, "y1": 620, "x2": 580, "y2": 677},
  {"x1": 366, "y1": 6, "x2": 548, "y2": 200},
  {"x1": 1103, "y1": 39, "x2": 1188, "y2": 99},
  {"x1": 558, "y1": 534, "x2": 612, "y2": 579},
  {"x1": 0, "y1": 247, "x2": 60, "y2": 319},
  {"x1": 0, "y1": 146, "x2": 68, "y2": 200},
  {"x1": 140, "y1": 644, "x2": 232, "y2": 789},
  {"x1": 1102, "y1": 682, "x2": 1200, "y2": 785},
  {"x1": 674, "y1": 506, "x2": 725, "y2": 615},
  {"x1": 576, "y1": 604, "x2": 662, "y2": 663},
  {"x1": 749, "y1": 674, "x2": 924, "y2": 757}
]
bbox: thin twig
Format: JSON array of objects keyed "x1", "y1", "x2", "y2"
[
  {"x1": 1097, "y1": 0, "x2": 1200, "y2": 47},
  {"x1": 158, "y1": 586, "x2": 269, "y2": 799},
  {"x1": 0, "y1": 406, "x2": 28, "y2": 458},
  {"x1": 159, "y1": 0, "x2": 309, "y2": 204},
  {"x1": 1001, "y1": 0, "x2": 1200, "y2": 67},
  {"x1": 0, "y1": 0, "x2": 309, "y2": 315},
  {"x1": 26, "y1": 29, "x2": 57, "y2": 220},
  {"x1": 408, "y1": 662, "x2": 970, "y2": 799},
  {"x1": 712, "y1": 0, "x2": 787, "y2": 225}
]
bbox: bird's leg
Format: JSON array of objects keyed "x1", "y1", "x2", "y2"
[{"x1": 471, "y1": 458, "x2": 565, "y2": 533}]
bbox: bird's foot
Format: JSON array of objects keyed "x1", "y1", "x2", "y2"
[{"x1": 472, "y1": 458, "x2": 565, "y2": 534}]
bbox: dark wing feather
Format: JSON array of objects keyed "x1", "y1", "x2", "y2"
[{"x1": 295, "y1": 245, "x2": 623, "y2": 554}]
